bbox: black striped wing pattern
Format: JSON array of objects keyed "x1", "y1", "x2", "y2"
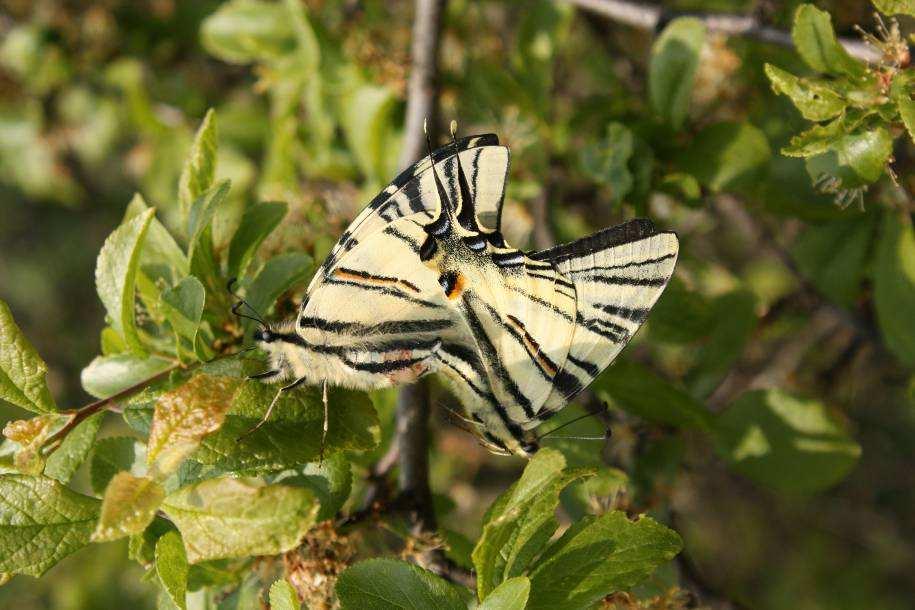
[{"x1": 294, "y1": 134, "x2": 678, "y2": 455}]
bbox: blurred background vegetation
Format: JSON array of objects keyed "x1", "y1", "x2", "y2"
[{"x1": 1, "y1": 0, "x2": 914, "y2": 608}]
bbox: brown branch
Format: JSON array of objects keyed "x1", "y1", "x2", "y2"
[
  {"x1": 562, "y1": 0, "x2": 881, "y2": 62},
  {"x1": 41, "y1": 363, "x2": 180, "y2": 454}
]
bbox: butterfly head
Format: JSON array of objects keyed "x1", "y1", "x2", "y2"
[{"x1": 250, "y1": 319, "x2": 303, "y2": 384}]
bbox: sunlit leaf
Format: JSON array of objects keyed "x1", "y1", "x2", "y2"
[
  {"x1": 793, "y1": 215, "x2": 876, "y2": 307},
  {"x1": 0, "y1": 299, "x2": 57, "y2": 413},
  {"x1": 160, "y1": 277, "x2": 206, "y2": 357},
  {"x1": 0, "y1": 475, "x2": 100, "y2": 576},
  {"x1": 479, "y1": 576, "x2": 530, "y2": 610},
  {"x1": 527, "y1": 512, "x2": 681, "y2": 610},
  {"x1": 472, "y1": 449, "x2": 592, "y2": 599},
  {"x1": 200, "y1": 0, "x2": 297, "y2": 64},
  {"x1": 649, "y1": 17, "x2": 706, "y2": 129},
  {"x1": 92, "y1": 472, "x2": 165, "y2": 542},
  {"x1": 764, "y1": 64, "x2": 846, "y2": 121},
  {"x1": 161, "y1": 476, "x2": 319, "y2": 563},
  {"x1": 156, "y1": 531, "x2": 188, "y2": 610},
  {"x1": 791, "y1": 5, "x2": 865, "y2": 77},
  {"x1": 873, "y1": 0, "x2": 915, "y2": 15},
  {"x1": 269, "y1": 578, "x2": 300, "y2": 610},
  {"x1": 43, "y1": 413, "x2": 103, "y2": 483},
  {"x1": 95, "y1": 208, "x2": 155, "y2": 354},
  {"x1": 80, "y1": 354, "x2": 175, "y2": 399},
  {"x1": 680, "y1": 121, "x2": 771, "y2": 193},
  {"x1": 805, "y1": 127, "x2": 893, "y2": 189},
  {"x1": 227, "y1": 201, "x2": 288, "y2": 278},
  {"x1": 147, "y1": 374, "x2": 240, "y2": 477},
  {"x1": 2, "y1": 413, "x2": 59, "y2": 474},
  {"x1": 243, "y1": 252, "x2": 313, "y2": 324},
  {"x1": 179, "y1": 109, "x2": 218, "y2": 215},
  {"x1": 90, "y1": 436, "x2": 144, "y2": 495}
]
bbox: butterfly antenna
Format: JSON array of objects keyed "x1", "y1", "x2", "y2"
[
  {"x1": 227, "y1": 277, "x2": 267, "y2": 328},
  {"x1": 536, "y1": 407, "x2": 612, "y2": 441}
]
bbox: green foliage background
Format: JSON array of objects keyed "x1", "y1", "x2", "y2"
[{"x1": 1, "y1": 1, "x2": 914, "y2": 609}]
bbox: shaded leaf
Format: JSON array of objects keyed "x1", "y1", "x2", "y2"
[
  {"x1": 336, "y1": 558, "x2": 468, "y2": 610},
  {"x1": 195, "y1": 382, "x2": 377, "y2": 473},
  {"x1": 160, "y1": 277, "x2": 206, "y2": 354},
  {"x1": 95, "y1": 208, "x2": 155, "y2": 354},
  {"x1": 244, "y1": 253, "x2": 313, "y2": 325},
  {"x1": 124, "y1": 193, "x2": 188, "y2": 277},
  {"x1": 680, "y1": 122, "x2": 771, "y2": 193},
  {"x1": 527, "y1": 512, "x2": 682, "y2": 610},
  {"x1": 156, "y1": 531, "x2": 188, "y2": 610},
  {"x1": 91, "y1": 436, "x2": 144, "y2": 494},
  {"x1": 713, "y1": 389, "x2": 860, "y2": 493},
  {"x1": 147, "y1": 374, "x2": 240, "y2": 477},
  {"x1": 472, "y1": 449, "x2": 592, "y2": 599},
  {"x1": 793, "y1": 215, "x2": 876, "y2": 307},
  {"x1": 227, "y1": 201, "x2": 287, "y2": 278},
  {"x1": 340, "y1": 83, "x2": 400, "y2": 185},
  {"x1": 92, "y1": 472, "x2": 165, "y2": 542},
  {"x1": 648, "y1": 17, "x2": 706, "y2": 129},
  {"x1": 805, "y1": 127, "x2": 893, "y2": 188},
  {"x1": 579, "y1": 122, "x2": 634, "y2": 204},
  {"x1": 179, "y1": 109, "x2": 218, "y2": 214},
  {"x1": 891, "y1": 72, "x2": 915, "y2": 145},
  {"x1": 187, "y1": 180, "x2": 231, "y2": 264},
  {"x1": 0, "y1": 299, "x2": 56, "y2": 413},
  {"x1": 873, "y1": 210, "x2": 915, "y2": 367},
  {"x1": 592, "y1": 359, "x2": 714, "y2": 431},
  {"x1": 269, "y1": 578, "x2": 300, "y2": 610},
  {"x1": 275, "y1": 452, "x2": 352, "y2": 521},
  {"x1": 161, "y1": 476, "x2": 319, "y2": 563},
  {"x1": 80, "y1": 354, "x2": 175, "y2": 399},
  {"x1": 43, "y1": 413, "x2": 103, "y2": 483},
  {"x1": 0, "y1": 475, "x2": 100, "y2": 576},
  {"x1": 478, "y1": 576, "x2": 530, "y2": 610},
  {"x1": 791, "y1": 5, "x2": 865, "y2": 77},
  {"x1": 764, "y1": 64, "x2": 845, "y2": 121},
  {"x1": 782, "y1": 116, "x2": 850, "y2": 158}
]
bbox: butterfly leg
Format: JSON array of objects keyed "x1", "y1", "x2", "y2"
[
  {"x1": 238, "y1": 375, "x2": 307, "y2": 440},
  {"x1": 319, "y1": 379, "x2": 329, "y2": 464}
]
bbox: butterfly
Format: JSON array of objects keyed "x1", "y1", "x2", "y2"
[{"x1": 248, "y1": 125, "x2": 678, "y2": 456}]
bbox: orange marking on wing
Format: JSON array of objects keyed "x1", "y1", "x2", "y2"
[{"x1": 446, "y1": 272, "x2": 465, "y2": 300}]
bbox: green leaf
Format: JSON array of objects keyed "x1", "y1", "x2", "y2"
[
  {"x1": 805, "y1": 127, "x2": 893, "y2": 188},
  {"x1": 478, "y1": 576, "x2": 530, "y2": 610},
  {"x1": 793, "y1": 215, "x2": 876, "y2": 307},
  {"x1": 526, "y1": 512, "x2": 682, "y2": 610},
  {"x1": 472, "y1": 449, "x2": 591, "y2": 599},
  {"x1": 713, "y1": 389, "x2": 860, "y2": 493},
  {"x1": 92, "y1": 472, "x2": 165, "y2": 542},
  {"x1": 891, "y1": 72, "x2": 915, "y2": 144},
  {"x1": 276, "y1": 452, "x2": 352, "y2": 521},
  {"x1": 873, "y1": 0, "x2": 915, "y2": 15},
  {"x1": 91, "y1": 436, "x2": 144, "y2": 495},
  {"x1": 187, "y1": 180, "x2": 231, "y2": 263},
  {"x1": 647, "y1": 278, "x2": 714, "y2": 343},
  {"x1": 147, "y1": 374, "x2": 240, "y2": 477},
  {"x1": 791, "y1": 5, "x2": 865, "y2": 77},
  {"x1": 227, "y1": 202, "x2": 288, "y2": 278},
  {"x1": 0, "y1": 299, "x2": 56, "y2": 413},
  {"x1": 340, "y1": 83, "x2": 399, "y2": 185},
  {"x1": 269, "y1": 578, "x2": 300, "y2": 610},
  {"x1": 179, "y1": 109, "x2": 218, "y2": 215},
  {"x1": 95, "y1": 208, "x2": 155, "y2": 354},
  {"x1": 2, "y1": 414, "x2": 60, "y2": 474},
  {"x1": 0, "y1": 475, "x2": 100, "y2": 576},
  {"x1": 680, "y1": 121, "x2": 770, "y2": 193},
  {"x1": 782, "y1": 116, "x2": 850, "y2": 158},
  {"x1": 156, "y1": 531, "x2": 188, "y2": 610},
  {"x1": 687, "y1": 291, "x2": 759, "y2": 399},
  {"x1": 124, "y1": 193, "x2": 188, "y2": 277},
  {"x1": 44, "y1": 413, "x2": 103, "y2": 483},
  {"x1": 873, "y1": 210, "x2": 915, "y2": 367},
  {"x1": 160, "y1": 277, "x2": 206, "y2": 352},
  {"x1": 200, "y1": 0, "x2": 297, "y2": 65},
  {"x1": 194, "y1": 382, "x2": 378, "y2": 473},
  {"x1": 336, "y1": 558, "x2": 468, "y2": 610},
  {"x1": 648, "y1": 17, "x2": 706, "y2": 130},
  {"x1": 80, "y1": 354, "x2": 174, "y2": 399},
  {"x1": 161, "y1": 476, "x2": 319, "y2": 563},
  {"x1": 592, "y1": 359, "x2": 714, "y2": 431},
  {"x1": 764, "y1": 64, "x2": 846, "y2": 121},
  {"x1": 579, "y1": 122, "x2": 634, "y2": 204},
  {"x1": 244, "y1": 252, "x2": 314, "y2": 324}
]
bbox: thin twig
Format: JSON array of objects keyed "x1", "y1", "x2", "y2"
[
  {"x1": 562, "y1": 0, "x2": 881, "y2": 62},
  {"x1": 41, "y1": 363, "x2": 181, "y2": 454}
]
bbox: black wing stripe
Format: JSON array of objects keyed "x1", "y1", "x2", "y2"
[
  {"x1": 299, "y1": 316, "x2": 452, "y2": 335},
  {"x1": 324, "y1": 278, "x2": 442, "y2": 309}
]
